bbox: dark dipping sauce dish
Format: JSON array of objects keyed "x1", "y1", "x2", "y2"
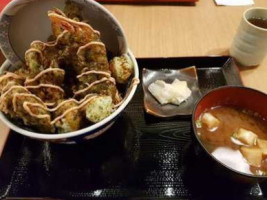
[{"x1": 192, "y1": 86, "x2": 267, "y2": 183}]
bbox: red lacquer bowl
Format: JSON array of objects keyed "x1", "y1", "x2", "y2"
[{"x1": 192, "y1": 86, "x2": 267, "y2": 180}]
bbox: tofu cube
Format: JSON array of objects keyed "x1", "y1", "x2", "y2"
[
  {"x1": 109, "y1": 54, "x2": 133, "y2": 84},
  {"x1": 257, "y1": 139, "x2": 267, "y2": 158},
  {"x1": 85, "y1": 96, "x2": 113, "y2": 123},
  {"x1": 201, "y1": 112, "x2": 220, "y2": 130},
  {"x1": 240, "y1": 146, "x2": 262, "y2": 167},
  {"x1": 233, "y1": 128, "x2": 258, "y2": 146}
]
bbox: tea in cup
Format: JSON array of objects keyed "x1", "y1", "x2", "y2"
[{"x1": 230, "y1": 7, "x2": 267, "y2": 67}]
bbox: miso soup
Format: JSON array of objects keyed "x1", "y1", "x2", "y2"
[{"x1": 196, "y1": 106, "x2": 267, "y2": 176}]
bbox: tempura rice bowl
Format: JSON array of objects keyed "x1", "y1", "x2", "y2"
[{"x1": 0, "y1": 0, "x2": 139, "y2": 143}]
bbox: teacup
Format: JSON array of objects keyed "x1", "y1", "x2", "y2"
[{"x1": 230, "y1": 7, "x2": 267, "y2": 67}]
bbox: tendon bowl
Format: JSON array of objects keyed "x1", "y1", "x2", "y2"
[{"x1": 0, "y1": 0, "x2": 139, "y2": 143}]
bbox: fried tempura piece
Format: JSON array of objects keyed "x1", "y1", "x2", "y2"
[
  {"x1": 25, "y1": 49, "x2": 44, "y2": 77},
  {"x1": 23, "y1": 102, "x2": 55, "y2": 133},
  {"x1": 52, "y1": 99, "x2": 79, "y2": 116},
  {"x1": 25, "y1": 68, "x2": 65, "y2": 86},
  {"x1": 0, "y1": 86, "x2": 30, "y2": 117},
  {"x1": 26, "y1": 84, "x2": 65, "y2": 106},
  {"x1": 74, "y1": 77, "x2": 121, "y2": 104},
  {"x1": 76, "y1": 70, "x2": 111, "y2": 90},
  {"x1": 48, "y1": 11, "x2": 99, "y2": 44},
  {"x1": 48, "y1": 12, "x2": 75, "y2": 38},
  {"x1": 0, "y1": 72, "x2": 24, "y2": 93},
  {"x1": 75, "y1": 42, "x2": 110, "y2": 74},
  {"x1": 12, "y1": 94, "x2": 54, "y2": 132},
  {"x1": 51, "y1": 100, "x2": 82, "y2": 133},
  {"x1": 2, "y1": 81, "x2": 21, "y2": 94},
  {"x1": 12, "y1": 93, "x2": 45, "y2": 113},
  {"x1": 84, "y1": 95, "x2": 114, "y2": 123},
  {"x1": 30, "y1": 31, "x2": 73, "y2": 68},
  {"x1": 109, "y1": 54, "x2": 134, "y2": 84}
]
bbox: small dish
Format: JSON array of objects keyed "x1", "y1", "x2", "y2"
[{"x1": 142, "y1": 66, "x2": 201, "y2": 117}]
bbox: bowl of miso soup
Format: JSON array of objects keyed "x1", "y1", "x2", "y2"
[{"x1": 192, "y1": 86, "x2": 267, "y2": 178}]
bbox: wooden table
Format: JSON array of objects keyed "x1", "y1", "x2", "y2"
[{"x1": 0, "y1": 0, "x2": 267, "y2": 156}]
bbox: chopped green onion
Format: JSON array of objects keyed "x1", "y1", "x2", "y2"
[{"x1": 196, "y1": 120, "x2": 202, "y2": 128}]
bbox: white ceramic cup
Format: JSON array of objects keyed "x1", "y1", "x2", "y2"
[{"x1": 230, "y1": 7, "x2": 267, "y2": 67}]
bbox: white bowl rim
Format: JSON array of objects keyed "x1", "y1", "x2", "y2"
[
  {"x1": 0, "y1": 0, "x2": 128, "y2": 64},
  {"x1": 243, "y1": 7, "x2": 267, "y2": 32},
  {"x1": 0, "y1": 49, "x2": 139, "y2": 140}
]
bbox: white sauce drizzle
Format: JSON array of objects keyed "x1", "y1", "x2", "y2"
[
  {"x1": 77, "y1": 41, "x2": 105, "y2": 55},
  {"x1": 12, "y1": 93, "x2": 46, "y2": 112},
  {"x1": 25, "y1": 48, "x2": 44, "y2": 62},
  {"x1": 23, "y1": 102, "x2": 51, "y2": 119},
  {"x1": 0, "y1": 72, "x2": 24, "y2": 83},
  {"x1": 31, "y1": 30, "x2": 70, "y2": 49},
  {"x1": 77, "y1": 70, "x2": 111, "y2": 79},
  {"x1": 51, "y1": 95, "x2": 98, "y2": 125},
  {"x1": 1, "y1": 82, "x2": 18, "y2": 94},
  {"x1": 25, "y1": 68, "x2": 65, "y2": 85},
  {"x1": 73, "y1": 77, "x2": 116, "y2": 98},
  {"x1": 0, "y1": 86, "x2": 29, "y2": 102},
  {"x1": 26, "y1": 84, "x2": 65, "y2": 93}
]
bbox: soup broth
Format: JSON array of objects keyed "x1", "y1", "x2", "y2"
[{"x1": 197, "y1": 106, "x2": 267, "y2": 175}]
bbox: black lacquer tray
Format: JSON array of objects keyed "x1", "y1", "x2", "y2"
[{"x1": 2, "y1": 56, "x2": 264, "y2": 200}]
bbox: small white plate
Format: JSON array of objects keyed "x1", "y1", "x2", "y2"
[{"x1": 142, "y1": 66, "x2": 202, "y2": 117}]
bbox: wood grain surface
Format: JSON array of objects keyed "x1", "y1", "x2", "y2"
[{"x1": 0, "y1": 0, "x2": 267, "y2": 156}]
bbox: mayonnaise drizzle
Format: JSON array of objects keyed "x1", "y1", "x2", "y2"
[
  {"x1": 77, "y1": 70, "x2": 111, "y2": 79},
  {"x1": 19, "y1": 94, "x2": 97, "y2": 115},
  {"x1": 31, "y1": 30, "x2": 70, "y2": 49},
  {"x1": 47, "y1": 94, "x2": 97, "y2": 112},
  {"x1": 26, "y1": 84, "x2": 65, "y2": 93},
  {"x1": 0, "y1": 86, "x2": 29, "y2": 102},
  {"x1": 77, "y1": 41, "x2": 105, "y2": 55},
  {"x1": 1, "y1": 82, "x2": 19, "y2": 94},
  {"x1": 25, "y1": 48, "x2": 44, "y2": 61},
  {"x1": 25, "y1": 68, "x2": 65, "y2": 85},
  {"x1": 73, "y1": 77, "x2": 116, "y2": 98},
  {"x1": 48, "y1": 99, "x2": 78, "y2": 112},
  {"x1": 0, "y1": 72, "x2": 24, "y2": 83},
  {"x1": 51, "y1": 95, "x2": 98, "y2": 125},
  {"x1": 23, "y1": 102, "x2": 51, "y2": 119},
  {"x1": 12, "y1": 93, "x2": 46, "y2": 112}
]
